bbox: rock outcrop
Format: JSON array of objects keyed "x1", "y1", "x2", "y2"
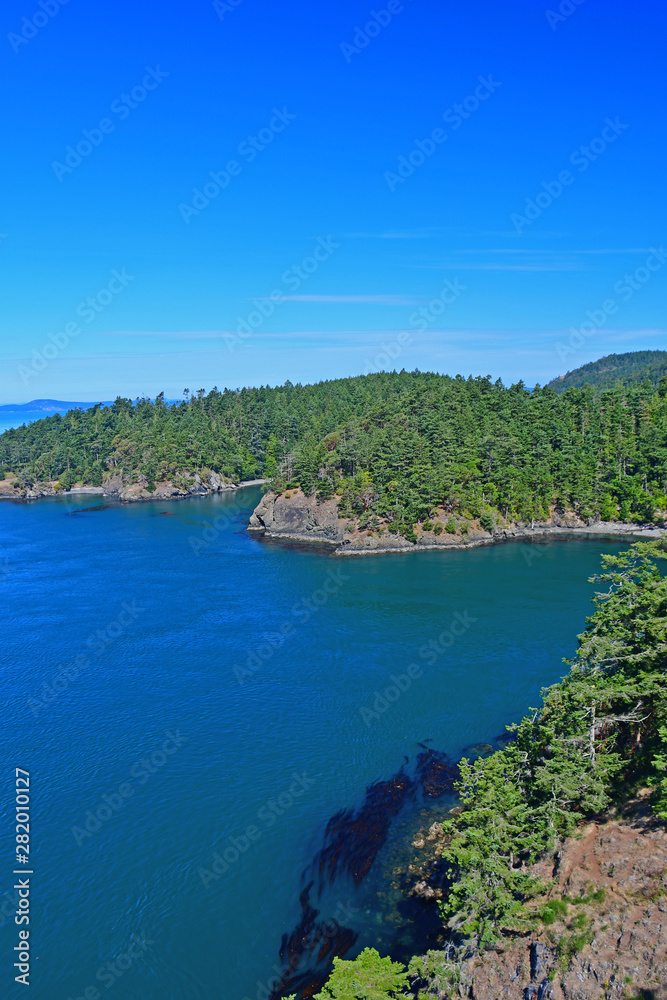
[
  {"x1": 408, "y1": 796, "x2": 667, "y2": 999},
  {"x1": 248, "y1": 490, "x2": 665, "y2": 555},
  {"x1": 248, "y1": 491, "x2": 346, "y2": 543},
  {"x1": 0, "y1": 473, "x2": 266, "y2": 502}
]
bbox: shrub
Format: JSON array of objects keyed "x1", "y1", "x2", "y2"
[
  {"x1": 433, "y1": 522, "x2": 444, "y2": 535},
  {"x1": 479, "y1": 509, "x2": 494, "y2": 532},
  {"x1": 540, "y1": 898, "x2": 569, "y2": 925},
  {"x1": 445, "y1": 517, "x2": 457, "y2": 534}
]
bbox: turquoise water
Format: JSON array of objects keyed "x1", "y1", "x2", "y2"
[{"x1": 0, "y1": 487, "x2": 624, "y2": 999}]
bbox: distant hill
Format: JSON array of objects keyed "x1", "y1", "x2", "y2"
[
  {"x1": 0, "y1": 399, "x2": 112, "y2": 413},
  {"x1": 548, "y1": 351, "x2": 667, "y2": 393}
]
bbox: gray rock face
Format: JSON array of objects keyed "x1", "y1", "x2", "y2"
[
  {"x1": 248, "y1": 492, "x2": 666, "y2": 556},
  {"x1": 248, "y1": 491, "x2": 345, "y2": 542}
]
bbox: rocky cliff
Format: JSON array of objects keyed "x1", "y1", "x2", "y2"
[
  {"x1": 407, "y1": 795, "x2": 667, "y2": 999},
  {"x1": 248, "y1": 490, "x2": 665, "y2": 554}
]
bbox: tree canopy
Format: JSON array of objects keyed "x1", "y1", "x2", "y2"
[
  {"x1": 312, "y1": 948, "x2": 409, "y2": 1000},
  {"x1": 3, "y1": 372, "x2": 667, "y2": 531}
]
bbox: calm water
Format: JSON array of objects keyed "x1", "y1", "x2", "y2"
[
  {"x1": 0, "y1": 410, "x2": 77, "y2": 435},
  {"x1": 0, "y1": 487, "x2": 624, "y2": 999}
]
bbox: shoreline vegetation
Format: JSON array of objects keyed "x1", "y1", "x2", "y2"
[
  {"x1": 3, "y1": 473, "x2": 663, "y2": 557},
  {"x1": 305, "y1": 541, "x2": 667, "y2": 999},
  {"x1": 3, "y1": 366, "x2": 667, "y2": 551}
]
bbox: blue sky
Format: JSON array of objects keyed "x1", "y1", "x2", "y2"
[{"x1": 0, "y1": 0, "x2": 665, "y2": 401}]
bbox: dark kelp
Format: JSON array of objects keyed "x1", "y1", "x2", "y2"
[
  {"x1": 270, "y1": 882, "x2": 358, "y2": 1000},
  {"x1": 415, "y1": 748, "x2": 460, "y2": 798},
  {"x1": 313, "y1": 769, "x2": 415, "y2": 888}
]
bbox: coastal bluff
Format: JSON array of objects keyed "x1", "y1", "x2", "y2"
[{"x1": 248, "y1": 489, "x2": 665, "y2": 554}]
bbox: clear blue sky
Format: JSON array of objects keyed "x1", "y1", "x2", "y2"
[{"x1": 0, "y1": 0, "x2": 665, "y2": 401}]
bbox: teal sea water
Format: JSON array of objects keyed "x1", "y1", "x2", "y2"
[{"x1": 0, "y1": 487, "x2": 624, "y2": 999}]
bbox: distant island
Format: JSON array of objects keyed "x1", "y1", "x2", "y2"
[
  {"x1": 1, "y1": 354, "x2": 667, "y2": 550},
  {"x1": 0, "y1": 398, "x2": 113, "y2": 413}
]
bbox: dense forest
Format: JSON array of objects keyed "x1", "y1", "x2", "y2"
[
  {"x1": 548, "y1": 350, "x2": 667, "y2": 394},
  {"x1": 2, "y1": 368, "x2": 667, "y2": 528}
]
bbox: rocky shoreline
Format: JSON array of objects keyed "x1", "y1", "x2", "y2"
[
  {"x1": 0, "y1": 472, "x2": 268, "y2": 503},
  {"x1": 247, "y1": 489, "x2": 666, "y2": 555}
]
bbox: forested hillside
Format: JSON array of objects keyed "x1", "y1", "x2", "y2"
[
  {"x1": 548, "y1": 350, "x2": 667, "y2": 393},
  {"x1": 2, "y1": 371, "x2": 667, "y2": 526}
]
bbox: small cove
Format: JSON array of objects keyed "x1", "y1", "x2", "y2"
[{"x1": 0, "y1": 487, "x2": 626, "y2": 999}]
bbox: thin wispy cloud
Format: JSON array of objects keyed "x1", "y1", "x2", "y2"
[
  {"x1": 410, "y1": 247, "x2": 657, "y2": 271},
  {"x1": 413, "y1": 261, "x2": 596, "y2": 272},
  {"x1": 341, "y1": 227, "x2": 454, "y2": 240},
  {"x1": 455, "y1": 248, "x2": 656, "y2": 255},
  {"x1": 272, "y1": 294, "x2": 419, "y2": 304},
  {"x1": 102, "y1": 330, "x2": 229, "y2": 339},
  {"x1": 478, "y1": 230, "x2": 569, "y2": 238}
]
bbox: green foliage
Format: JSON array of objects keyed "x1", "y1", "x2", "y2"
[
  {"x1": 445, "y1": 517, "x2": 457, "y2": 534},
  {"x1": 539, "y1": 898, "x2": 569, "y2": 925},
  {"x1": 408, "y1": 951, "x2": 461, "y2": 993},
  {"x1": 314, "y1": 947, "x2": 409, "y2": 999},
  {"x1": 433, "y1": 522, "x2": 444, "y2": 535},
  {"x1": 572, "y1": 886, "x2": 606, "y2": 905},
  {"x1": 440, "y1": 542, "x2": 667, "y2": 947},
  {"x1": 548, "y1": 350, "x2": 667, "y2": 394},
  {"x1": 650, "y1": 726, "x2": 667, "y2": 818},
  {"x1": 479, "y1": 509, "x2": 494, "y2": 532},
  {"x1": 558, "y1": 913, "x2": 594, "y2": 962},
  {"x1": 3, "y1": 372, "x2": 667, "y2": 528}
]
